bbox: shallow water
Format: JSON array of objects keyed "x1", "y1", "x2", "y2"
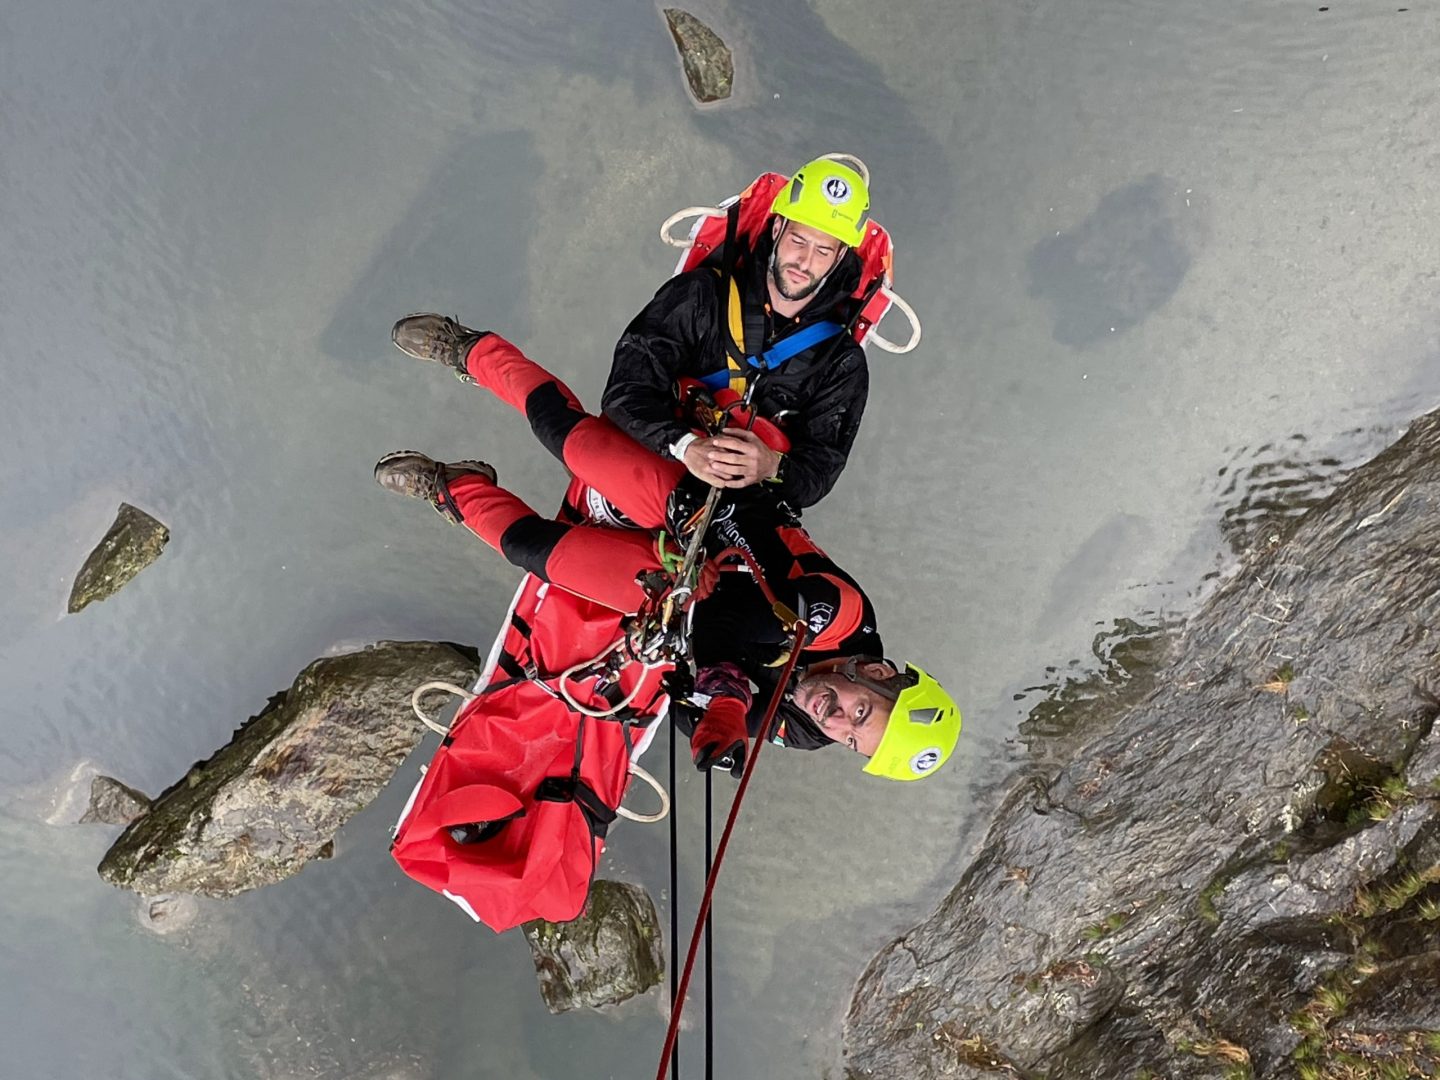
[{"x1": 3, "y1": 0, "x2": 1438, "y2": 1077}]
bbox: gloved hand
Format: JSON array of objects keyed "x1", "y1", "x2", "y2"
[{"x1": 690, "y1": 695, "x2": 750, "y2": 778}]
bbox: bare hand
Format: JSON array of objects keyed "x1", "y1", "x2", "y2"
[{"x1": 682, "y1": 429, "x2": 781, "y2": 488}]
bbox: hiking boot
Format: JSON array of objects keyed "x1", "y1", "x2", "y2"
[
  {"x1": 374, "y1": 451, "x2": 496, "y2": 523},
  {"x1": 391, "y1": 314, "x2": 489, "y2": 383}
]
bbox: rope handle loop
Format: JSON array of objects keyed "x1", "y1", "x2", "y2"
[
  {"x1": 816, "y1": 151, "x2": 871, "y2": 186},
  {"x1": 866, "y1": 287, "x2": 922, "y2": 353},
  {"x1": 659, "y1": 205, "x2": 722, "y2": 248},
  {"x1": 615, "y1": 762, "x2": 670, "y2": 823},
  {"x1": 557, "y1": 638, "x2": 663, "y2": 718},
  {"x1": 411, "y1": 681, "x2": 476, "y2": 737}
]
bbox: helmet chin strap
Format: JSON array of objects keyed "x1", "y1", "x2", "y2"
[{"x1": 837, "y1": 655, "x2": 913, "y2": 702}]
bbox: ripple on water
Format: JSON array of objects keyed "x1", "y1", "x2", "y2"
[{"x1": 1210, "y1": 432, "x2": 1355, "y2": 557}]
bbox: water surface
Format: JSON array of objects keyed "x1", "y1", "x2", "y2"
[{"x1": 3, "y1": 1, "x2": 1438, "y2": 1077}]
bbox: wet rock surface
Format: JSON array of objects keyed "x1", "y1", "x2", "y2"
[
  {"x1": 98, "y1": 641, "x2": 476, "y2": 898},
  {"x1": 67, "y1": 502, "x2": 170, "y2": 613},
  {"x1": 844, "y1": 409, "x2": 1440, "y2": 1079},
  {"x1": 79, "y1": 775, "x2": 151, "y2": 825},
  {"x1": 663, "y1": 9, "x2": 733, "y2": 104},
  {"x1": 523, "y1": 879, "x2": 664, "y2": 1013}
]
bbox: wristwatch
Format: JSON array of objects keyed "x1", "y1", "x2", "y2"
[{"x1": 763, "y1": 451, "x2": 787, "y2": 485}]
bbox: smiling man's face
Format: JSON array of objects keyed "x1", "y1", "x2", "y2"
[{"x1": 790, "y1": 659, "x2": 899, "y2": 755}]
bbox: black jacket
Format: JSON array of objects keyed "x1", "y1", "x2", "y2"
[
  {"x1": 686, "y1": 498, "x2": 883, "y2": 752},
  {"x1": 602, "y1": 227, "x2": 870, "y2": 510}
]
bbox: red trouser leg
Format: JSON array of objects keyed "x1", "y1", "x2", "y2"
[
  {"x1": 464, "y1": 335, "x2": 685, "y2": 528},
  {"x1": 464, "y1": 334, "x2": 583, "y2": 413},
  {"x1": 558, "y1": 416, "x2": 684, "y2": 528},
  {"x1": 447, "y1": 473, "x2": 661, "y2": 613}
]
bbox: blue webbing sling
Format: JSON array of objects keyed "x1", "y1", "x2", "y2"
[{"x1": 698, "y1": 320, "x2": 845, "y2": 391}]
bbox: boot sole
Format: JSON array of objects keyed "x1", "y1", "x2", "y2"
[
  {"x1": 391, "y1": 313, "x2": 444, "y2": 360},
  {"x1": 373, "y1": 451, "x2": 497, "y2": 486}
]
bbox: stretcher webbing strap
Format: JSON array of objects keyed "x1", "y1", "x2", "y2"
[
  {"x1": 531, "y1": 715, "x2": 619, "y2": 841},
  {"x1": 534, "y1": 774, "x2": 617, "y2": 840}
]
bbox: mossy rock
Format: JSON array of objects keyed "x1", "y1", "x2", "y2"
[
  {"x1": 68, "y1": 502, "x2": 169, "y2": 613},
  {"x1": 663, "y1": 9, "x2": 733, "y2": 104},
  {"x1": 523, "y1": 880, "x2": 664, "y2": 1013}
]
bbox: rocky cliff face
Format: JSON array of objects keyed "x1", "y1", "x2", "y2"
[{"x1": 844, "y1": 409, "x2": 1440, "y2": 1079}]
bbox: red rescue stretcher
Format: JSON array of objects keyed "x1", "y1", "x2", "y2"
[
  {"x1": 391, "y1": 155, "x2": 918, "y2": 932},
  {"x1": 390, "y1": 481, "x2": 673, "y2": 932}
]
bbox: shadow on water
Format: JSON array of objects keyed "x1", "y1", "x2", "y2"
[
  {"x1": 1034, "y1": 512, "x2": 1155, "y2": 636},
  {"x1": 681, "y1": 2, "x2": 957, "y2": 250},
  {"x1": 1026, "y1": 174, "x2": 1196, "y2": 348},
  {"x1": 319, "y1": 130, "x2": 539, "y2": 366}
]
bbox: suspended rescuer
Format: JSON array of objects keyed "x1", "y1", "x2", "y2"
[
  {"x1": 602, "y1": 157, "x2": 878, "y2": 511},
  {"x1": 380, "y1": 314, "x2": 962, "y2": 783}
]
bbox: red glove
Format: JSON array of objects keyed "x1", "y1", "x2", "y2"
[{"x1": 690, "y1": 696, "x2": 749, "y2": 777}]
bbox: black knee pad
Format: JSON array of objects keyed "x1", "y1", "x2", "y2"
[
  {"x1": 499, "y1": 516, "x2": 571, "y2": 580},
  {"x1": 524, "y1": 382, "x2": 587, "y2": 462}
]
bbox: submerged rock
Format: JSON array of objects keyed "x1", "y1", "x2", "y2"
[
  {"x1": 663, "y1": 9, "x2": 733, "y2": 104},
  {"x1": 79, "y1": 776, "x2": 151, "y2": 826},
  {"x1": 523, "y1": 880, "x2": 664, "y2": 1013},
  {"x1": 68, "y1": 502, "x2": 169, "y2": 613},
  {"x1": 98, "y1": 641, "x2": 476, "y2": 898},
  {"x1": 137, "y1": 892, "x2": 200, "y2": 935},
  {"x1": 844, "y1": 408, "x2": 1440, "y2": 1079}
]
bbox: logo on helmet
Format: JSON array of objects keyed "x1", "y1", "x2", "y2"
[
  {"x1": 822, "y1": 176, "x2": 851, "y2": 205},
  {"x1": 910, "y1": 747, "x2": 942, "y2": 775}
]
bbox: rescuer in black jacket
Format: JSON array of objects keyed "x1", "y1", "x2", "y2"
[{"x1": 602, "y1": 157, "x2": 876, "y2": 511}]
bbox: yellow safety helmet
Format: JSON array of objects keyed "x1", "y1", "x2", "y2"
[
  {"x1": 862, "y1": 663, "x2": 962, "y2": 782},
  {"x1": 770, "y1": 157, "x2": 871, "y2": 249}
]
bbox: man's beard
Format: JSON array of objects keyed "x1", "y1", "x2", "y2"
[{"x1": 769, "y1": 255, "x2": 824, "y2": 302}]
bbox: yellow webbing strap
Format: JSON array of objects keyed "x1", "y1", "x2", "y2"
[{"x1": 726, "y1": 276, "x2": 747, "y2": 395}]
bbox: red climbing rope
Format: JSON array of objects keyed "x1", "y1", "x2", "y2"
[{"x1": 654, "y1": 615, "x2": 810, "y2": 1080}]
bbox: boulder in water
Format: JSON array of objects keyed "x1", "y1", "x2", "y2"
[
  {"x1": 98, "y1": 641, "x2": 477, "y2": 898},
  {"x1": 80, "y1": 776, "x2": 151, "y2": 826},
  {"x1": 68, "y1": 502, "x2": 169, "y2": 613},
  {"x1": 663, "y1": 9, "x2": 733, "y2": 104},
  {"x1": 523, "y1": 879, "x2": 664, "y2": 1013}
]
